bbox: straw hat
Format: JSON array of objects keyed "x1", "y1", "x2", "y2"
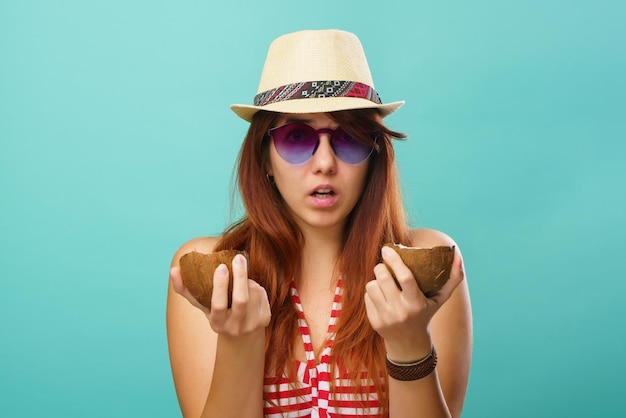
[{"x1": 231, "y1": 29, "x2": 404, "y2": 122}]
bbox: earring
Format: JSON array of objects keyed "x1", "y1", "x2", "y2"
[{"x1": 266, "y1": 174, "x2": 275, "y2": 184}]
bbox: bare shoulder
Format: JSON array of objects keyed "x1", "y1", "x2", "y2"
[
  {"x1": 171, "y1": 236, "x2": 220, "y2": 267},
  {"x1": 408, "y1": 227, "x2": 458, "y2": 249}
]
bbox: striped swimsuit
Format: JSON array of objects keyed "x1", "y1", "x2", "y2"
[{"x1": 263, "y1": 279, "x2": 386, "y2": 418}]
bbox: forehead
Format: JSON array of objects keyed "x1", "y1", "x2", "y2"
[{"x1": 275, "y1": 113, "x2": 339, "y2": 129}]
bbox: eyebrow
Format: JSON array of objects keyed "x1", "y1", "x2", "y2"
[
  {"x1": 280, "y1": 117, "x2": 340, "y2": 130},
  {"x1": 283, "y1": 116, "x2": 313, "y2": 124}
]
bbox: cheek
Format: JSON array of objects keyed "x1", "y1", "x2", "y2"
[
  {"x1": 268, "y1": 152, "x2": 300, "y2": 195},
  {"x1": 273, "y1": 169, "x2": 299, "y2": 193},
  {"x1": 352, "y1": 166, "x2": 369, "y2": 193}
]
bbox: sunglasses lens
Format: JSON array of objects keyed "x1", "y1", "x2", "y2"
[
  {"x1": 269, "y1": 123, "x2": 375, "y2": 165},
  {"x1": 331, "y1": 131, "x2": 373, "y2": 164},
  {"x1": 270, "y1": 124, "x2": 318, "y2": 165}
]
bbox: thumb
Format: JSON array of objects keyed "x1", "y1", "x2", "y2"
[{"x1": 170, "y1": 266, "x2": 184, "y2": 294}]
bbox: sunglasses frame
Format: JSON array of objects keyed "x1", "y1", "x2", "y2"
[{"x1": 267, "y1": 122, "x2": 378, "y2": 165}]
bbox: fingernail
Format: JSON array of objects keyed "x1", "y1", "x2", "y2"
[
  {"x1": 381, "y1": 246, "x2": 393, "y2": 257},
  {"x1": 234, "y1": 254, "x2": 245, "y2": 266},
  {"x1": 216, "y1": 264, "x2": 228, "y2": 277}
]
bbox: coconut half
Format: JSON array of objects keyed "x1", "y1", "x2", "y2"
[
  {"x1": 179, "y1": 250, "x2": 246, "y2": 309},
  {"x1": 383, "y1": 244, "x2": 455, "y2": 297}
]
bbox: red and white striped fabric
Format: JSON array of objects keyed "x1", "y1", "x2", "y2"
[{"x1": 264, "y1": 279, "x2": 386, "y2": 418}]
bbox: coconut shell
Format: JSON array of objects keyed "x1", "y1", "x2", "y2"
[
  {"x1": 178, "y1": 250, "x2": 246, "y2": 309},
  {"x1": 383, "y1": 244, "x2": 455, "y2": 297}
]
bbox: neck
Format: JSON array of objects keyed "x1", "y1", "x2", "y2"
[{"x1": 297, "y1": 224, "x2": 344, "y2": 291}]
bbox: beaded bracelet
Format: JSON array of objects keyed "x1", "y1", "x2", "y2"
[{"x1": 386, "y1": 346, "x2": 438, "y2": 381}]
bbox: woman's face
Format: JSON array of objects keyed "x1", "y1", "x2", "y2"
[{"x1": 267, "y1": 113, "x2": 371, "y2": 234}]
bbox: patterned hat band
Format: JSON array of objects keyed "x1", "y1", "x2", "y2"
[{"x1": 253, "y1": 80, "x2": 383, "y2": 107}]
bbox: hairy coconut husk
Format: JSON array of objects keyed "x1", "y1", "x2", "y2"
[
  {"x1": 178, "y1": 250, "x2": 246, "y2": 309},
  {"x1": 383, "y1": 244, "x2": 455, "y2": 297}
]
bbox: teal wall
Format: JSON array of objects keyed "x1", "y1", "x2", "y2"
[{"x1": 1, "y1": 1, "x2": 624, "y2": 416}]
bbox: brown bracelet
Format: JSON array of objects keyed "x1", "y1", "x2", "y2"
[{"x1": 386, "y1": 346, "x2": 437, "y2": 381}]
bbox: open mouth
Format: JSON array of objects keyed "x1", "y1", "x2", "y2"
[{"x1": 311, "y1": 188, "x2": 336, "y2": 198}]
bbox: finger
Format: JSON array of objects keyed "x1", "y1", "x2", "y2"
[
  {"x1": 170, "y1": 267, "x2": 184, "y2": 293},
  {"x1": 210, "y1": 263, "x2": 230, "y2": 314},
  {"x1": 365, "y1": 278, "x2": 387, "y2": 306},
  {"x1": 170, "y1": 267, "x2": 211, "y2": 314},
  {"x1": 365, "y1": 277, "x2": 400, "y2": 327},
  {"x1": 381, "y1": 246, "x2": 419, "y2": 294},
  {"x1": 250, "y1": 281, "x2": 272, "y2": 327},
  {"x1": 230, "y1": 254, "x2": 250, "y2": 313},
  {"x1": 363, "y1": 291, "x2": 381, "y2": 329},
  {"x1": 371, "y1": 264, "x2": 395, "y2": 303}
]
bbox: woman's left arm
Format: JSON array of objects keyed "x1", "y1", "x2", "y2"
[{"x1": 364, "y1": 229, "x2": 473, "y2": 418}]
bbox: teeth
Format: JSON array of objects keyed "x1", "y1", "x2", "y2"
[{"x1": 313, "y1": 188, "x2": 334, "y2": 198}]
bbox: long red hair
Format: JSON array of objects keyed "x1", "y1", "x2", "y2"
[{"x1": 215, "y1": 109, "x2": 410, "y2": 412}]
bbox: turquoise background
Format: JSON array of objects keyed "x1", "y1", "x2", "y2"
[{"x1": 1, "y1": 0, "x2": 624, "y2": 416}]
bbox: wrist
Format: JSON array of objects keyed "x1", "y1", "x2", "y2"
[
  {"x1": 384, "y1": 332, "x2": 432, "y2": 364},
  {"x1": 219, "y1": 328, "x2": 266, "y2": 349}
]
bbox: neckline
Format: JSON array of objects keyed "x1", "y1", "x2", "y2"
[{"x1": 290, "y1": 278, "x2": 343, "y2": 367}]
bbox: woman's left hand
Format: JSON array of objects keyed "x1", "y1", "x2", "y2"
[{"x1": 364, "y1": 245, "x2": 465, "y2": 362}]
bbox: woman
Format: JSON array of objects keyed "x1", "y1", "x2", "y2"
[{"x1": 167, "y1": 29, "x2": 472, "y2": 418}]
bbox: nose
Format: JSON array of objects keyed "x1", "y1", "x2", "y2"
[{"x1": 310, "y1": 134, "x2": 337, "y2": 173}]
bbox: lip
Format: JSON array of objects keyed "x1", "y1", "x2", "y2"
[
  {"x1": 308, "y1": 184, "x2": 339, "y2": 209},
  {"x1": 308, "y1": 184, "x2": 337, "y2": 196}
]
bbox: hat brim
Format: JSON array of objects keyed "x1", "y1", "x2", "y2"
[{"x1": 230, "y1": 97, "x2": 405, "y2": 122}]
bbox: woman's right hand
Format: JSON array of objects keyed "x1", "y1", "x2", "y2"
[
  {"x1": 168, "y1": 244, "x2": 269, "y2": 417},
  {"x1": 170, "y1": 253, "x2": 271, "y2": 338}
]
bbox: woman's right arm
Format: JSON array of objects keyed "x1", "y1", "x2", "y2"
[{"x1": 166, "y1": 237, "x2": 270, "y2": 418}]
